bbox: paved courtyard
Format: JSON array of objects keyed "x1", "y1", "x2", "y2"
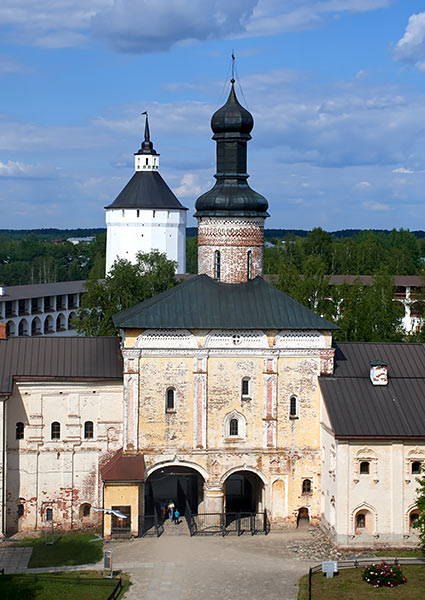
[{"x1": 107, "y1": 528, "x2": 332, "y2": 600}]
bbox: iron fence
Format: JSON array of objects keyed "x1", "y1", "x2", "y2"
[
  {"x1": 140, "y1": 506, "x2": 163, "y2": 537},
  {"x1": 189, "y1": 510, "x2": 270, "y2": 536}
]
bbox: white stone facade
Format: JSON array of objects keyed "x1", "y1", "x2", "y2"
[
  {"x1": 105, "y1": 207, "x2": 186, "y2": 275},
  {"x1": 1, "y1": 380, "x2": 123, "y2": 536},
  {"x1": 320, "y1": 401, "x2": 423, "y2": 547}
]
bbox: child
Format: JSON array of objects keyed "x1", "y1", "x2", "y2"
[{"x1": 174, "y1": 509, "x2": 180, "y2": 525}]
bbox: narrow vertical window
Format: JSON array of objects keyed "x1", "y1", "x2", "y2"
[
  {"x1": 84, "y1": 421, "x2": 94, "y2": 439},
  {"x1": 51, "y1": 422, "x2": 60, "y2": 440},
  {"x1": 145, "y1": 158, "x2": 149, "y2": 166},
  {"x1": 46, "y1": 508, "x2": 53, "y2": 521},
  {"x1": 229, "y1": 418, "x2": 239, "y2": 436},
  {"x1": 166, "y1": 388, "x2": 175, "y2": 411},
  {"x1": 16, "y1": 422, "x2": 24, "y2": 440},
  {"x1": 289, "y1": 396, "x2": 298, "y2": 419},
  {"x1": 214, "y1": 250, "x2": 221, "y2": 281},
  {"x1": 412, "y1": 461, "x2": 422, "y2": 474},
  {"x1": 18, "y1": 504, "x2": 24, "y2": 518},
  {"x1": 247, "y1": 250, "x2": 252, "y2": 280},
  {"x1": 136, "y1": 210, "x2": 140, "y2": 218},
  {"x1": 302, "y1": 479, "x2": 312, "y2": 494},
  {"x1": 241, "y1": 377, "x2": 250, "y2": 396}
]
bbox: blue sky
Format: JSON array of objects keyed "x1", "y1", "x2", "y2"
[{"x1": 2, "y1": 1, "x2": 425, "y2": 231}]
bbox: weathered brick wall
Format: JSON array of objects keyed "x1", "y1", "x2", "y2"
[{"x1": 198, "y1": 217, "x2": 265, "y2": 283}]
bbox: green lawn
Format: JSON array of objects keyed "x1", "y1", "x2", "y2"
[
  {"x1": 17, "y1": 532, "x2": 103, "y2": 568},
  {"x1": 0, "y1": 571, "x2": 130, "y2": 600},
  {"x1": 374, "y1": 550, "x2": 424, "y2": 558},
  {"x1": 298, "y1": 565, "x2": 425, "y2": 600}
]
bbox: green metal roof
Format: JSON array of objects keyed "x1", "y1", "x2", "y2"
[{"x1": 113, "y1": 275, "x2": 338, "y2": 331}]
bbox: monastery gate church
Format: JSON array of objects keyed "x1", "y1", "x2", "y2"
[{"x1": 0, "y1": 80, "x2": 423, "y2": 547}]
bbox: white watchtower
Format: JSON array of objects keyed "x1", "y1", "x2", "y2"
[{"x1": 105, "y1": 114, "x2": 187, "y2": 274}]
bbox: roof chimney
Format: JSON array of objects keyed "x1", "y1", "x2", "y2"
[
  {"x1": 370, "y1": 361, "x2": 388, "y2": 386},
  {"x1": 0, "y1": 322, "x2": 6, "y2": 339}
]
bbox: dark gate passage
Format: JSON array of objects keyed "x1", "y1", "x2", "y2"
[
  {"x1": 224, "y1": 471, "x2": 264, "y2": 513},
  {"x1": 145, "y1": 466, "x2": 204, "y2": 519}
]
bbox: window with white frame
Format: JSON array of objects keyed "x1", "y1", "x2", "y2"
[
  {"x1": 166, "y1": 387, "x2": 176, "y2": 412},
  {"x1": 241, "y1": 377, "x2": 250, "y2": 397},
  {"x1": 224, "y1": 411, "x2": 246, "y2": 441}
]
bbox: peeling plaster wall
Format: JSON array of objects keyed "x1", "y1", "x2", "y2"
[
  {"x1": 126, "y1": 328, "x2": 328, "y2": 526},
  {"x1": 4, "y1": 380, "x2": 123, "y2": 535}
]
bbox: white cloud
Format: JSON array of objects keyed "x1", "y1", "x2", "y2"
[
  {"x1": 173, "y1": 173, "x2": 202, "y2": 198},
  {"x1": 393, "y1": 12, "x2": 425, "y2": 69},
  {"x1": 355, "y1": 181, "x2": 371, "y2": 188},
  {"x1": 392, "y1": 167, "x2": 414, "y2": 174},
  {"x1": 362, "y1": 200, "x2": 391, "y2": 211},
  {"x1": 0, "y1": 160, "x2": 56, "y2": 179},
  {"x1": 0, "y1": 0, "x2": 394, "y2": 51}
]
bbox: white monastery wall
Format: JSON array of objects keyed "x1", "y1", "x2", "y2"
[{"x1": 2, "y1": 380, "x2": 123, "y2": 536}]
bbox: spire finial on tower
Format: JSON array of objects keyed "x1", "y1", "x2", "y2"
[
  {"x1": 141, "y1": 111, "x2": 150, "y2": 143},
  {"x1": 137, "y1": 111, "x2": 157, "y2": 155},
  {"x1": 231, "y1": 51, "x2": 235, "y2": 84}
]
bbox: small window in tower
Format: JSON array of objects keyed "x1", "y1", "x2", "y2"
[
  {"x1": 137, "y1": 210, "x2": 140, "y2": 218},
  {"x1": 302, "y1": 479, "x2": 312, "y2": 495},
  {"x1": 153, "y1": 210, "x2": 156, "y2": 218},
  {"x1": 289, "y1": 396, "x2": 298, "y2": 419},
  {"x1": 229, "y1": 418, "x2": 239, "y2": 436},
  {"x1": 146, "y1": 158, "x2": 149, "y2": 166},
  {"x1": 166, "y1": 388, "x2": 176, "y2": 412},
  {"x1": 16, "y1": 421, "x2": 24, "y2": 440},
  {"x1": 247, "y1": 250, "x2": 252, "y2": 281},
  {"x1": 241, "y1": 377, "x2": 250, "y2": 397},
  {"x1": 51, "y1": 422, "x2": 60, "y2": 440},
  {"x1": 122, "y1": 210, "x2": 125, "y2": 217},
  {"x1": 84, "y1": 421, "x2": 94, "y2": 439},
  {"x1": 214, "y1": 250, "x2": 221, "y2": 281}
]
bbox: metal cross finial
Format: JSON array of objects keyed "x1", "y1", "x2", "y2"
[
  {"x1": 141, "y1": 111, "x2": 150, "y2": 142},
  {"x1": 231, "y1": 51, "x2": 235, "y2": 84}
]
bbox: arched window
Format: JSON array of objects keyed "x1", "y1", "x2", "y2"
[
  {"x1": 412, "y1": 461, "x2": 422, "y2": 475},
  {"x1": 31, "y1": 317, "x2": 41, "y2": 336},
  {"x1": 356, "y1": 513, "x2": 365, "y2": 529},
  {"x1": 289, "y1": 396, "x2": 298, "y2": 419},
  {"x1": 302, "y1": 479, "x2": 312, "y2": 495},
  {"x1": 6, "y1": 321, "x2": 15, "y2": 337},
  {"x1": 18, "y1": 319, "x2": 28, "y2": 336},
  {"x1": 241, "y1": 377, "x2": 250, "y2": 397},
  {"x1": 68, "y1": 312, "x2": 76, "y2": 330},
  {"x1": 166, "y1": 388, "x2": 175, "y2": 412},
  {"x1": 56, "y1": 313, "x2": 66, "y2": 331},
  {"x1": 247, "y1": 250, "x2": 252, "y2": 280},
  {"x1": 84, "y1": 421, "x2": 94, "y2": 439},
  {"x1": 214, "y1": 250, "x2": 221, "y2": 281},
  {"x1": 80, "y1": 503, "x2": 91, "y2": 519},
  {"x1": 229, "y1": 418, "x2": 239, "y2": 436},
  {"x1": 18, "y1": 504, "x2": 24, "y2": 518},
  {"x1": 410, "y1": 510, "x2": 420, "y2": 530},
  {"x1": 16, "y1": 422, "x2": 24, "y2": 440},
  {"x1": 46, "y1": 508, "x2": 53, "y2": 521},
  {"x1": 51, "y1": 422, "x2": 60, "y2": 440},
  {"x1": 360, "y1": 461, "x2": 370, "y2": 474}
]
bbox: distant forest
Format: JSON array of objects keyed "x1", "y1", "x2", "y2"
[{"x1": 2, "y1": 226, "x2": 425, "y2": 342}]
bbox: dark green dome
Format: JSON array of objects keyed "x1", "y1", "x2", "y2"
[
  {"x1": 211, "y1": 81, "x2": 254, "y2": 135},
  {"x1": 194, "y1": 80, "x2": 268, "y2": 218}
]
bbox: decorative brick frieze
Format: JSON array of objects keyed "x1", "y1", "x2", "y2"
[{"x1": 198, "y1": 216, "x2": 265, "y2": 283}]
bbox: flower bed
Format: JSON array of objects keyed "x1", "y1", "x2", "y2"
[{"x1": 363, "y1": 561, "x2": 407, "y2": 588}]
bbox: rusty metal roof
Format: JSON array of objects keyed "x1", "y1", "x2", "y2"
[
  {"x1": 101, "y1": 448, "x2": 145, "y2": 482},
  {"x1": 320, "y1": 342, "x2": 425, "y2": 439},
  {"x1": 0, "y1": 336, "x2": 122, "y2": 395}
]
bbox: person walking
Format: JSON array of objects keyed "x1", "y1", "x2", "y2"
[
  {"x1": 167, "y1": 501, "x2": 175, "y2": 521},
  {"x1": 174, "y1": 508, "x2": 180, "y2": 525}
]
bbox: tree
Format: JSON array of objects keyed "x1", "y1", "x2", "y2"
[
  {"x1": 75, "y1": 251, "x2": 177, "y2": 336},
  {"x1": 413, "y1": 465, "x2": 425, "y2": 551}
]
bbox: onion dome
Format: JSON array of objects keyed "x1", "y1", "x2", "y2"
[
  {"x1": 211, "y1": 79, "x2": 254, "y2": 135},
  {"x1": 194, "y1": 80, "x2": 269, "y2": 218}
]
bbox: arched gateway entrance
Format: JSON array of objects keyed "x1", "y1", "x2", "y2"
[
  {"x1": 224, "y1": 470, "x2": 264, "y2": 514},
  {"x1": 145, "y1": 466, "x2": 204, "y2": 519}
]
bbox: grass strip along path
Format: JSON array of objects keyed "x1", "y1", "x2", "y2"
[
  {"x1": 298, "y1": 565, "x2": 425, "y2": 599},
  {"x1": 18, "y1": 532, "x2": 103, "y2": 568},
  {"x1": 0, "y1": 571, "x2": 130, "y2": 600}
]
